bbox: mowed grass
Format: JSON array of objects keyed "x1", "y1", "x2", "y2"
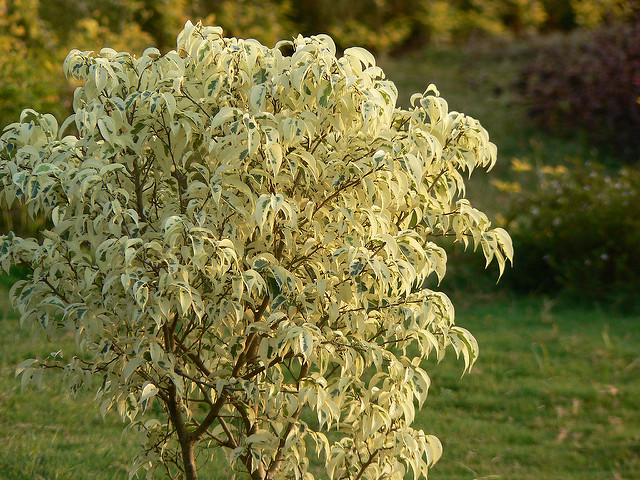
[
  {"x1": 421, "y1": 297, "x2": 640, "y2": 480},
  {"x1": 0, "y1": 283, "x2": 135, "y2": 479},
  {"x1": 2, "y1": 279, "x2": 639, "y2": 479}
]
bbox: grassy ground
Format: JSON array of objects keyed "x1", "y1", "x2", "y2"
[
  {"x1": 422, "y1": 297, "x2": 640, "y2": 480},
  {"x1": 2, "y1": 280, "x2": 639, "y2": 479},
  {"x1": 0, "y1": 281, "x2": 136, "y2": 479}
]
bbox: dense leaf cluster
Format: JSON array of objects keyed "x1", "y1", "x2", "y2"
[{"x1": 518, "y1": 21, "x2": 640, "y2": 162}]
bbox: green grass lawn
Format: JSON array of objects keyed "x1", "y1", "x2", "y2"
[
  {"x1": 2, "y1": 281, "x2": 639, "y2": 479},
  {"x1": 0, "y1": 285, "x2": 136, "y2": 479},
  {"x1": 422, "y1": 297, "x2": 640, "y2": 480}
]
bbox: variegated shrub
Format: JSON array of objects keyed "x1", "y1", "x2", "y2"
[{"x1": 0, "y1": 22, "x2": 512, "y2": 480}]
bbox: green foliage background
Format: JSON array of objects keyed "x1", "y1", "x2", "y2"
[
  {"x1": 2, "y1": 0, "x2": 638, "y2": 126},
  {"x1": 1, "y1": 0, "x2": 637, "y2": 130}
]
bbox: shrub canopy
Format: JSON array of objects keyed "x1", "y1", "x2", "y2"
[{"x1": 0, "y1": 22, "x2": 511, "y2": 480}]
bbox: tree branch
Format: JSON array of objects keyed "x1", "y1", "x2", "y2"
[
  {"x1": 354, "y1": 448, "x2": 380, "y2": 480},
  {"x1": 266, "y1": 361, "x2": 309, "y2": 477}
]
